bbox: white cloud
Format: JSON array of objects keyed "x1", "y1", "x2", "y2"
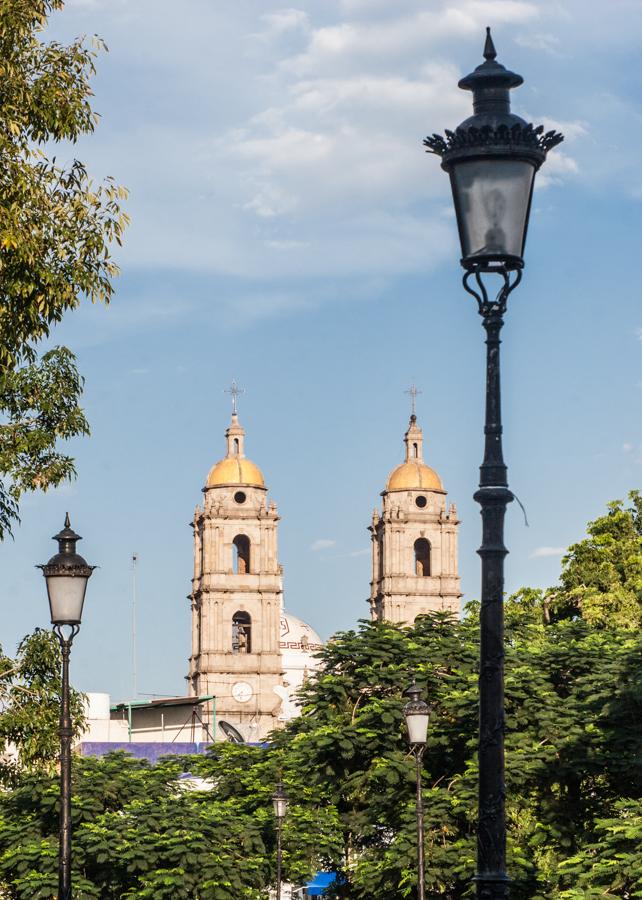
[
  {"x1": 530, "y1": 546, "x2": 566, "y2": 559},
  {"x1": 45, "y1": 0, "x2": 640, "y2": 292},
  {"x1": 636, "y1": 327, "x2": 642, "y2": 342},
  {"x1": 623, "y1": 442, "x2": 634, "y2": 453},
  {"x1": 348, "y1": 548, "x2": 370, "y2": 557},
  {"x1": 515, "y1": 31, "x2": 561, "y2": 55},
  {"x1": 260, "y1": 9, "x2": 310, "y2": 37},
  {"x1": 310, "y1": 538, "x2": 336, "y2": 551},
  {"x1": 283, "y1": 3, "x2": 538, "y2": 76}
]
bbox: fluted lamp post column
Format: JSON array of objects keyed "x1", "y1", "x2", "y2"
[
  {"x1": 423, "y1": 28, "x2": 563, "y2": 900},
  {"x1": 404, "y1": 682, "x2": 431, "y2": 900},
  {"x1": 38, "y1": 514, "x2": 95, "y2": 900},
  {"x1": 272, "y1": 782, "x2": 288, "y2": 900}
]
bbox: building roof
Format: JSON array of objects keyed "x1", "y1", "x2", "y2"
[
  {"x1": 386, "y1": 460, "x2": 443, "y2": 491},
  {"x1": 206, "y1": 457, "x2": 265, "y2": 488},
  {"x1": 385, "y1": 413, "x2": 444, "y2": 493},
  {"x1": 110, "y1": 695, "x2": 214, "y2": 712},
  {"x1": 205, "y1": 412, "x2": 266, "y2": 488}
]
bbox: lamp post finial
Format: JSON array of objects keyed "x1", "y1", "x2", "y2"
[{"x1": 483, "y1": 27, "x2": 497, "y2": 61}]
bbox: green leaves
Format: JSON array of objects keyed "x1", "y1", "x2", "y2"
[
  {"x1": 0, "y1": 629, "x2": 85, "y2": 784},
  {"x1": 1, "y1": 500, "x2": 642, "y2": 895},
  {"x1": 0, "y1": 347, "x2": 89, "y2": 538},
  {"x1": 0, "y1": 0, "x2": 128, "y2": 536}
]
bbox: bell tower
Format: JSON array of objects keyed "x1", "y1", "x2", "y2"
[
  {"x1": 369, "y1": 412, "x2": 461, "y2": 624},
  {"x1": 188, "y1": 402, "x2": 283, "y2": 741}
]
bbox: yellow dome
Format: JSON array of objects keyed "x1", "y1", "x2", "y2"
[
  {"x1": 386, "y1": 461, "x2": 443, "y2": 492},
  {"x1": 206, "y1": 457, "x2": 265, "y2": 488}
]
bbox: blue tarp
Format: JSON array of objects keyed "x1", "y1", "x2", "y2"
[{"x1": 304, "y1": 872, "x2": 338, "y2": 896}]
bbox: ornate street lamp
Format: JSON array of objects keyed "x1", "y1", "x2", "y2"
[
  {"x1": 272, "y1": 782, "x2": 289, "y2": 900},
  {"x1": 38, "y1": 514, "x2": 95, "y2": 900},
  {"x1": 424, "y1": 30, "x2": 563, "y2": 900},
  {"x1": 404, "y1": 681, "x2": 431, "y2": 900}
]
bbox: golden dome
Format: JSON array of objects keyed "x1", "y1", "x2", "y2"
[
  {"x1": 206, "y1": 457, "x2": 265, "y2": 488},
  {"x1": 386, "y1": 461, "x2": 443, "y2": 492}
]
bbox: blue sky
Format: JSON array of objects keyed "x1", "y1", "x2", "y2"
[{"x1": 1, "y1": 0, "x2": 641, "y2": 701}]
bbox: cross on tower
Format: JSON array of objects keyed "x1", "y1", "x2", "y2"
[
  {"x1": 404, "y1": 382, "x2": 422, "y2": 417},
  {"x1": 224, "y1": 379, "x2": 245, "y2": 416}
]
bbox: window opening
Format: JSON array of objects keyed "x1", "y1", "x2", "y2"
[
  {"x1": 232, "y1": 611, "x2": 252, "y2": 653},
  {"x1": 233, "y1": 534, "x2": 250, "y2": 574},
  {"x1": 414, "y1": 538, "x2": 431, "y2": 577}
]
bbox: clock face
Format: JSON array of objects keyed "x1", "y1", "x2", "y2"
[{"x1": 232, "y1": 681, "x2": 253, "y2": 703}]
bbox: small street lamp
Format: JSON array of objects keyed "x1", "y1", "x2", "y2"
[
  {"x1": 38, "y1": 514, "x2": 95, "y2": 900},
  {"x1": 272, "y1": 782, "x2": 289, "y2": 900},
  {"x1": 424, "y1": 29, "x2": 563, "y2": 900},
  {"x1": 404, "y1": 681, "x2": 431, "y2": 900}
]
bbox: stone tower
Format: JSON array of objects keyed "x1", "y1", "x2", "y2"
[
  {"x1": 188, "y1": 412, "x2": 283, "y2": 741},
  {"x1": 369, "y1": 415, "x2": 461, "y2": 624}
]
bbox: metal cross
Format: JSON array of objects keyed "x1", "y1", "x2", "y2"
[
  {"x1": 404, "y1": 383, "x2": 422, "y2": 417},
  {"x1": 224, "y1": 380, "x2": 245, "y2": 415}
]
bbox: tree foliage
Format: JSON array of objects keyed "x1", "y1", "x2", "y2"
[
  {"x1": 0, "y1": 498, "x2": 641, "y2": 897},
  {"x1": 0, "y1": 629, "x2": 85, "y2": 785},
  {"x1": 0, "y1": 0, "x2": 129, "y2": 536}
]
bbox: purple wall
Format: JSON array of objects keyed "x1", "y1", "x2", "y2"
[{"x1": 80, "y1": 741, "x2": 212, "y2": 763}]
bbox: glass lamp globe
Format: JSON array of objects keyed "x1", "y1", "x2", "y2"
[
  {"x1": 424, "y1": 28, "x2": 563, "y2": 272},
  {"x1": 38, "y1": 514, "x2": 95, "y2": 626},
  {"x1": 404, "y1": 682, "x2": 431, "y2": 746},
  {"x1": 272, "y1": 783, "x2": 288, "y2": 820}
]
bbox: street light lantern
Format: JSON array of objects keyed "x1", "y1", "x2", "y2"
[
  {"x1": 404, "y1": 682, "x2": 431, "y2": 747},
  {"x1": 38, "y1": 513, "x2": 95, "y2": 626},
  {"x1": 272, "y1": 782, "x2": 288, "y2": 900},
  {"x1": 272, "y1": 782, "x2": 288, "y2": 821},
  {"x1": 38, "y1": 514, "x2": 95, "y2": 900},
  {"x1": 404, "y1": 681, "x2": 431, "y2": 900},
  {"x1": 423, "y1": 28, "x2": 565, "y2": 900},
  {"x1": 424, "y1": 27, "x2": 563, "y2": 272}
]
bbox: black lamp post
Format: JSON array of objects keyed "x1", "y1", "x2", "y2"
[
  {"x1": 404, "y1": 682, "x2": 431, "y2": 900},
  {"x1": 38, "y1": 514, "x2": 94, "y2": 900},
  {"x1": 272, "y1": 782, "x2": 288, "y2": 900},
  {"x1": 424, "y1": 30, "x2": 563, "y2": 900}
]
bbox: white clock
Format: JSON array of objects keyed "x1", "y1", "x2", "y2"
[{"x1": 232, "y1": 681, "x2": 253, "y2": 703}]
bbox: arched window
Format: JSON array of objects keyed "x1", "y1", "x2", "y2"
[
  {"x1": 233, "y1": 535, "x2": 250, "y2": 574},
  {"x1": 414, "y1": 538, "x2": 431, "y2": 577},
  {"x1": 232, "y1": 611, "x2": 252, "y2": 653},
  {"x1": 233, "y1": 437, "x2": 240, "y2": 454},
  {"x1": 412, "y1": 442, "x2": 418, "y2": 458}
]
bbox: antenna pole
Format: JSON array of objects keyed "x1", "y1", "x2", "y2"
[{"x1": 132, "y1": 553, "x2": 138, "y2": 698}]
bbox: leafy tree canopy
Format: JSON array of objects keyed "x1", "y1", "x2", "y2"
[
  {"x1": 508, "y1": 491, "x2": 642, "y2": 629},
  {"x1": 0, "y1": 0, "x2": 128, "y2": 537},
  {"x1": 0, "y1": 497, "x2": 641, "y2": 898},
  {"x1": 0, "y1": 629, "x2": 85, "y2": 785}
]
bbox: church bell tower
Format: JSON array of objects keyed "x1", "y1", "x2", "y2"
[
  {"x1": 369, "y1": 410, "x2": 461, "y2": 624},
  {"x1": 188, "y1": 398, "x2": 283, "y2": 741}
]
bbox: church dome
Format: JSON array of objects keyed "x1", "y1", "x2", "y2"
[
  {"x1": 206, "y1": 457, "x2": 265, "y2": 488},
  {"x1": 205, "y1": 410, "x2": 266, "y2": 489},
  {"x1": 280, "y1": 611, "x2": 323, "y2": 691},
  {"x1": 280, "y1": 611, "x2": 323, "y2": 654},
  {"x1": 386, "y1": 461, "x2": 443, "y2": 492},
  {"x1": 384, "y1": 413, "x2": 444, "y2": 493}
]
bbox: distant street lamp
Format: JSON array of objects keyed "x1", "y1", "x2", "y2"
[
  {"x1": 272, "y1": 782, "x2": 289, "y2": 900},
  {"x1": 38, "y1": 514, "x2": 95, "y2": 900},
  {"x1": 424, "y1": 29, "x2": 563, "y2": 900},
  {"x1": 404, "y1": 681, "x2": 431, "y2": 900}
]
